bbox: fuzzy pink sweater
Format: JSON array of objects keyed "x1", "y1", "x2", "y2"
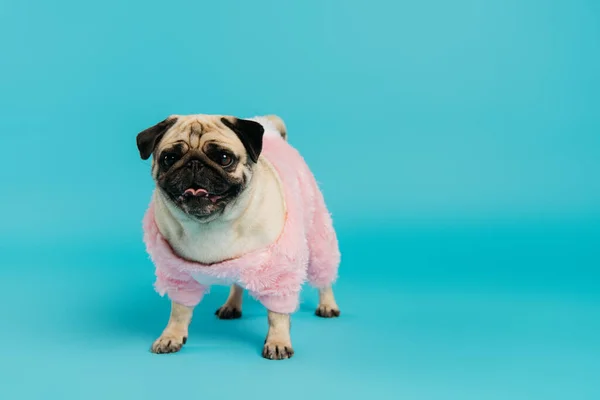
[{"x1": 142, "y1": 118, "x2": 340, "y2": 314}]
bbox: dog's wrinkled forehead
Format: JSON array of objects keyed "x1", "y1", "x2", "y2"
[
  {"x1": 136, "y1": 114, "x2": 264, "y2": 163},
  {"x1": 162, "y1": 116, "x2": 237, "y2": 151}
]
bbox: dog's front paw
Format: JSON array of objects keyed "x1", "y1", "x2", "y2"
[
  {"x1": 215, "y1": 305, "x2": 242, "y2": 320},
  {"x1": 151, "y1": 333, "x2": 187, "y2": 354},
  {"x1": 262, "y1": 340, "x2": 294, "y2": 360},
  {"x1": 315, "y1": 304, "x2": 341, "y2": 318}
]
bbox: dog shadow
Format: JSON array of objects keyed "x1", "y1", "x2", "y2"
[
  {"x1": 81, "y1": 283, "x2": 269, "y2": 350},
  {"x1": 78, "y1": 278, "x2": 321, "y2": 356}
]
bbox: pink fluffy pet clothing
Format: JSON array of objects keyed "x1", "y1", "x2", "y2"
[{"x1": 142, "y1": 117, "x2": 340, "y2": 314}]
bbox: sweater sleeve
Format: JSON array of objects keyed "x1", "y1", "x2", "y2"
[{"x1": 154, "y1": 262, "x2": 206, "y2": 307}]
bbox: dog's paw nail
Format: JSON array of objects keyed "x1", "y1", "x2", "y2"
[
  {"x1": 151, "y1": 334, "x2": 186, "y2": 354},
  {"x1": 262, "y1": 341, "x2": 294, "y2": 360},
  {"x1": 285, "y1": 346, "x2": 294, "y2": 358},
  {"x1": 215, "y1": 306, "x2": 242, "y2": 320},
  {"x1": 315, "y1": 305, "x2": 341, "y2": 318}
]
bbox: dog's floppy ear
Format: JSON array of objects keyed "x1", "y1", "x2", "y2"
[
  {"x1": 136, "y1": 117, "x2": 178, "y2": 160},
  {"x1": 221, "y1": 117, "x2": 265, "y2": 163}
]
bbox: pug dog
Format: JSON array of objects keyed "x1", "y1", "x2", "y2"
[{"x1": 136, "y1": 114, "x2": 341, "y2": 360}]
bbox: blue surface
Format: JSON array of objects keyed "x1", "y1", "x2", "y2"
[{"x1": 1, "y1": 1, "x2": 599, "y2": 399}]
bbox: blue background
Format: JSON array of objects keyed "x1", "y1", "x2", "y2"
[{"x1": 1, "y1": 1, "x2": 599, "y2": 399}]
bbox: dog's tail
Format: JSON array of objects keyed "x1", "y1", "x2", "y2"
[{"x1": 255, "y1": 115, "x2": 287, "y2": 141}]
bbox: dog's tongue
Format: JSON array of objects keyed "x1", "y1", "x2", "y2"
[{"x1": 184, "y1": 188, "x2": 209, "y2": 197}]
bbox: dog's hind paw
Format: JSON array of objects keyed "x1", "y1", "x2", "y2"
[
  {"x1": 215, "y1": 305, "x2": 242, "y2": 320},
  {"x1": 315, "y1": 304, "x2": 341, "y2": 318}
]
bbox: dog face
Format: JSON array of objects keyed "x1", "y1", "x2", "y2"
[{"x1": 136, "y1": 115, "x2": 264, "y2": 219}]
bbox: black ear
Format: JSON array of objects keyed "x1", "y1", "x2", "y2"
[
  {"x1": 221, "y1": 117, "x2": 265, "y2": 163},
  {"x1": 136, "y1": 118, "x2": 178, "y2": 160}
]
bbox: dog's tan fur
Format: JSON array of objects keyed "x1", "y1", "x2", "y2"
[
  {"x1": 263, "y1": 311, "x2": 294, "y2": 360},
  {"x1": 262, "y1": 115, "x2": 287, "y2": 140},
  {"x1": 151, "y1": 302, "x2": 193, "y2": 354},
  {"x1": 144, "y1": 114, "x2": 339, "y2": 360}
]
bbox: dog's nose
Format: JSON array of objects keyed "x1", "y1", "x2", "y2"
[{"x1": 186, "y1": 159, "x2": 203, "y2": 171}]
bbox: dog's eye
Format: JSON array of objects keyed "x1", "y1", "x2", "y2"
[
  {"x1": 217, "y1": 152, "x2": 234, "y2": 167},
  {"x1": 162, "y1": 153, "x2": 179, "y2": 168}
]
